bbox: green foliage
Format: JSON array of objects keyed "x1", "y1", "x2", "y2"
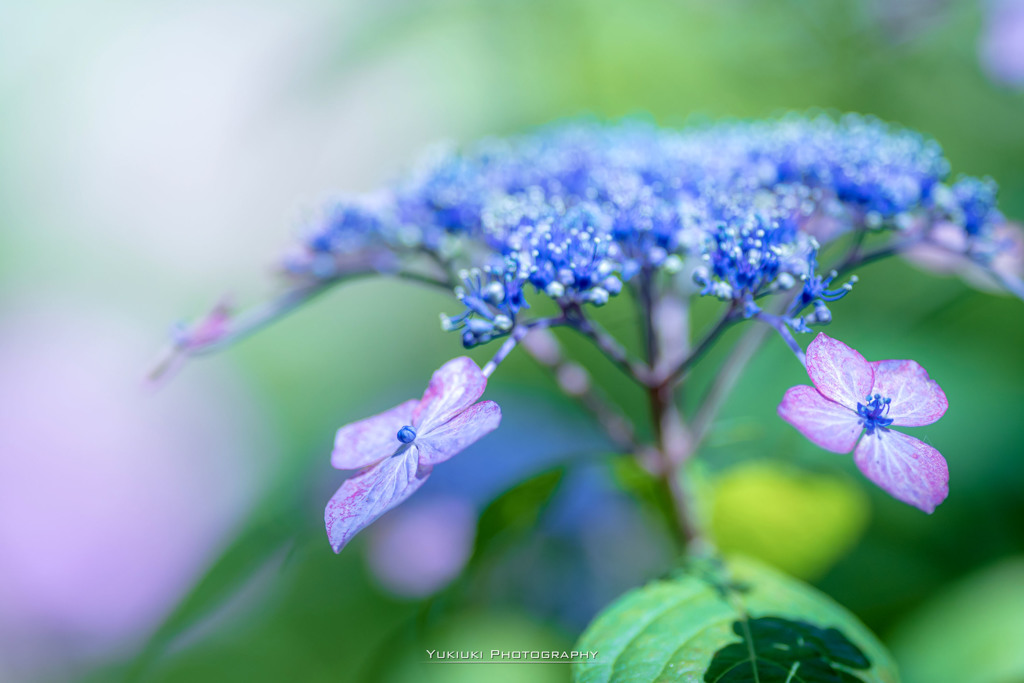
[
  {"x1": 889, "y1": 556, "x2": 1024, "y2": 683},
  {"x1": 572, "y1": 556, "x2": 898, "y2": 683},
  {"x1": 710, "y1": 461, "x2": 870, "y2": 580},
  {"x1": 122, "y1": 502, "x2": 300, "y2": 679},
  {"x1": 704, "y1": 617, "x2": 870, "y2": 682},
  {"x1": 471, "y1": 467, "x2": 565, "y2": 561}
]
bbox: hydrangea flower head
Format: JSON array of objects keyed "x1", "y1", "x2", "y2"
[
  {"x1": 325, "y1": 357, "x2": 501, "y2": 552},
  {"x1": 778, "y1": 334, "x2": 949, "y2": 513}
]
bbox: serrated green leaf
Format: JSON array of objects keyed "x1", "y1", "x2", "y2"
[{"x1": 573, "y1": 556, "x2": 899, "y2": 683}]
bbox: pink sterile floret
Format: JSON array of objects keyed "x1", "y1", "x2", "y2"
[
  {"x1": 325, "y1": 356, "x2": 501, "y2": 552},
  {"x1": 778, "y1": 333, "x2": 949, "y2": 513}
]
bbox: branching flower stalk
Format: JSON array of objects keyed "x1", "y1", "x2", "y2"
[{"x1": 162, "y1": 114, "x2": 1023, "y2": 554}]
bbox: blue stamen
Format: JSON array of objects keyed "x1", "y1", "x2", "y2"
[
  {"x1": 397, "y1": 425, "x2": 417, "y2": 443},
  {"x1": 856, "y1": 393, "x2": 893, "y2": 434},
  {"x1": 441, "y1": 261, "x2": 529, "y2": 348},
  {"x1": 785, "y1": 250, "x2": 857, "y2": 327}
]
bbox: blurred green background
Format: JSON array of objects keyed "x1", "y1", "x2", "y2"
[{"x1": 1, "y1": 1, "x2": 1022, "y2": 682}]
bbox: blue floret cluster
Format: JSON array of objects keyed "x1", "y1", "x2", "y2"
[{"x1": 283, "y1": 114, "x2": 1005, "y2": 347}]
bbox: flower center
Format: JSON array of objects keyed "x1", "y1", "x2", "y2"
[
  {"x1": 856, "y1": 393, "x2": 893, "y2": 434},
  {"x1": 396, "y1": 425, "x2": 417, "y2": 444}
]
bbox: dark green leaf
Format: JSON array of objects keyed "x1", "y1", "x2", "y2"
[
  {"x1": 470, "y1": 467, "x2": 564, "y2": 561},
  {"x1": 704, "y1": 616, "x2": 870, "y2": 682},
  {"x1": 573, "y1": 556, "x2": 898, "y2": 683}
]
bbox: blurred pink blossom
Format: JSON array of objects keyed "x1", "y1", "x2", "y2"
[
  {"x1": 366, "y1": 496, "x2": 477, "y2": 597},
  {"x1": 904, "y1": 221, "x2": 1024, "y2": 293},
  {"x1": 980, "y1": 0, "x2": 1024, "y2": 87},
  {"x1": 0, "y1": 303, "x2": 274, "y2": 677}
]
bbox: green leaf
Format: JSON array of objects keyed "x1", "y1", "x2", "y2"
[
  {"x1": 704, "y1": 617, "x2": 870, "y2": 682},
  {"x1": 573, "y1": 556, "x2": 899, "y2": 683},
  {"x1": 888, "y1": 556, "x2": 1024, "y2": 683},
  {"x1": 710, "y1": 461, "x2": 870, "y2": 580},
  {"x1": 123, "y1": 501, "x2": 300, "y2": 678},
  {"x1": 470, "y1": 466, "x2": 564, "y2": 561}
]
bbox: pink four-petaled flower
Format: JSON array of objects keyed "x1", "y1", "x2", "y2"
[
  {"x1": 778, "y1": 333, "x2": 950, "y2": 513},
  {"x1": 325, "y1": 357, "x2": 501, "y2": 552}
]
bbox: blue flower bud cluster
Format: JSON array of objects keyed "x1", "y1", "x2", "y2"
[
  {"x1": 281, "y1": 114, "x2": 1008, "y2": 347},
  {"x1": 691, "y1": 193, "x2": 810, "y2": 317},
  {"x1": 934, "y1": 176, "x2": 1003, "y2": 237},
  {"x1": 282, "y1": 194, "x2": 408, "y2": 278},
  {"x1": 441, "y1": 261, "x2": 530, "y2": 347}
]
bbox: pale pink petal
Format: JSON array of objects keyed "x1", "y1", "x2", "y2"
[
  {"x1": 992, "y1": 222, "x2": 1024, "y2": 280},
  {"x1": 324, "y1": 450, "x2": 431, "y2": 552},
  {"x1": 805, "y1": 333, "x2": 874, "y2": 410},
  {"x1": 173, "y1": 297, "x2": 235, "y2": 351},
  {"x1": 777, "y1": 385, "x2": 863, "y2": 454},
  {"x1": 870, "y1": 360, "x2": 948, "y2": 427},
  {"x1": 903, "y1": 221, "x2": 969, "y2": 275},
  {"x1": 981, "y1": 0, "x2": 1024, "y2": 86},
  {"x1": 412, "y1": 357, "x2": 487, "y2": 432},
  {"x1": 964, "y1": 221, "x2": 1024, "y2": 292},
  {"x1": 799, "y1": 212, "x2": 849, "y2": 244},
  {"x1": 854, "y1": 429, "x2": 948, "y2": 514},
  {"x1": 331, "y1": 399, "x2": 418, "y2": 470},
  {"x1": 904, "y1": 222, "x2": 1024, "y2": 294},
  {"x1": 416, "y1": 401, "x2": 502, "y2": 466}
]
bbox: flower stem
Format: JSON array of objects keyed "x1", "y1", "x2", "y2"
[
  {"x1": 149, "y1": 268, "x2": 453, "y2": 384},
  {"x1": 692, "y1": 320, "x2": 771, "y2": 444},
  {"x1": 520, "y1": 328, "x2": 640, "y2": 453},
  {"x1": 757, "y1": 313, "x2": 806, "y2": 366},
  {"x1": 481, "y1": 317, "x2": 564, "y2": 378},
  {"x1": 660, "y1": 304, "x2": 739, "y2": 387},
  {"x1": 638, "y1": 281, "x2": 707, "y2": 550},
  {"x1": 566, "y1": 306, "x2": 652, "y2": 385},
  {"x1": 648, "y1": 383, "x2": 702, "y2": 548},
  {"x1": 833, "y1": 238, "x2": 915, "y2": 277}
]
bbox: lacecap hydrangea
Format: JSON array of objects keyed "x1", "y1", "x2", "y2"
[
  {"x1": 273, "y1": 113, "x2": 1011, "y2": 353},
  {"x1": 163, "y1": 113, "x2": 1021, "y2": 547}
]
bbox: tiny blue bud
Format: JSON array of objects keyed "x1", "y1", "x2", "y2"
[
  {"x1": 602, "y1": 276, "x2": 623, "y2": 296},
  {"x1": 483, "y1": 281, "x2": 505, "y2": 304},
  {"x1": 662, "y1": 255, "x2": 683, "y2": 274},
  {"x1": 589, "y1": 288, "x2": 609, "y2": 306},
  {"x1": 545, "y1": 282, "x2": 566, "y2": 298},
  {"x1": 467, "y1": 318, "x2": 493, "y2": 334},
  {"x1": 397, "y1": 425, "x2": 417, "y2": 443}
]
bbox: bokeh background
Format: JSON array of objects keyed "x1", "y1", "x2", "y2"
[{"x1": 1, "y1": 1, "x2": 1023, "y2": 681}]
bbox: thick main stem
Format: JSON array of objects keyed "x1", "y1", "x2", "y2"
[
  {"x1": 636, "y1": 277, "x2": 704, "y2": 550},
  {"x1": 648, "y1": 383, "x2": 702, "y2": 548}
]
